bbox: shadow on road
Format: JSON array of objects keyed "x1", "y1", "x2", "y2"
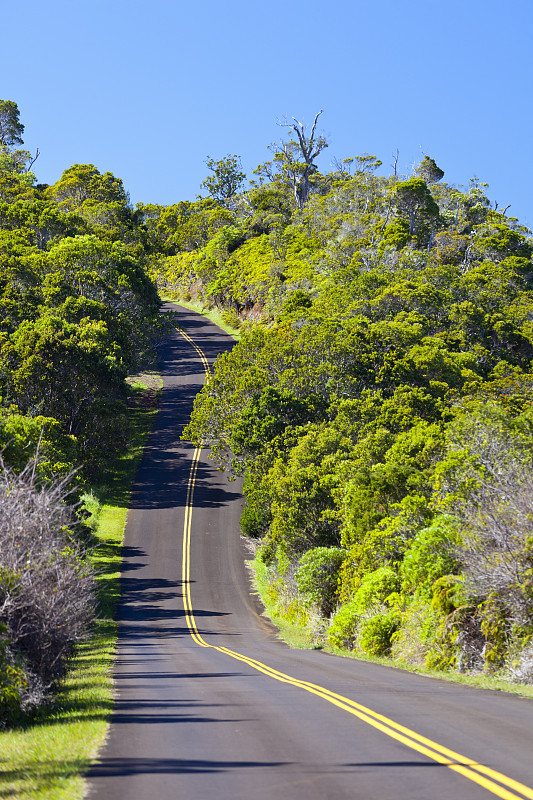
[{"x1": 89, "y1": 757, "x2": 288, "y2": 777}]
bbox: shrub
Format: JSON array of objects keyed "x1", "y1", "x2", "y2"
[
  {"x1": 0, "y1": 623, "x2": 28, "y2": 726},
  {"x1": 0, "y1": 460, "x2": 96, "y2": 719},
  {"x1": 431, "y1": 574, "x2": 466, "y2": 614},
  {"x1": 351, "y1": 566, "x2": 399, "y2": 615},
  {"x1": 509, "y1": 643, "x2": 533, "y2": 684},
  {"x1": 295, "y1": 547, "x2": 346, "y2": 616},
  {"x1": 478, "y1": 593, "x2": 509, "y2": 670},
  {"x1": 221, "y1": 308, "x2": 242, "y2": 329},
  {"x1": 254, "y1": 558, "x2": 308, "y2": 627},
  {"x1": 327, "y1": 566, "x2": 400, "y2": 651},
  {"x1": 438, "y1": 403, "x2": 533, "y2": 628},
  {"x1": 283, "y1": 290, "x2": 312, "y2": 315},
  {"x1": 400, "y1": 515, "x2": 459, "y2": 600},
  {"x1": 327, "y1": 598, "x2": 360, "y2": 650},
  {"x1": 390, "y1": 601, "x2": 442, "y2": 666},
  {"x1": 359, "y1": 611, "x2": 400, "y2": 656},
  {"x1": 240, "y1": 501, "x2": 271, "y2": 538}
]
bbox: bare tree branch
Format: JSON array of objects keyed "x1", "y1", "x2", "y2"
[
  {"x1": 275, "y1": 111, "x2": 328, "y2": 208},
  {"x1": 25, "y1": 147, "x2": 40, "y2": 173}
]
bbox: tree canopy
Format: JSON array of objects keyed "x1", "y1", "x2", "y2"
[
  {"x1": 2, "y1": 100, "x2": 533, "y2": 707},
  {"x1": 158, "y1": 116, "x2": 533, "y2": 681}
]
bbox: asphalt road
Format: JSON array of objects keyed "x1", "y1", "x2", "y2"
[{"x1": 87, "y1": 304, "x2": 533, "y2": 800}]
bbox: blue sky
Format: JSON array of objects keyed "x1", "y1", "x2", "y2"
[{"x1": 2, "y1": 0, "x2": 532, "y2": 226}]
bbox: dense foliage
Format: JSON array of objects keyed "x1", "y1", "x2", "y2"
[
  {"x1": 0, "y1": 101, "x2": 162, "y2": 720},
  {"x1": 161, "y1": 129, "x2": 533, "y2": 681},
  {"x1": 2, "y1": 99, "x2": 533, "y2": 717}
]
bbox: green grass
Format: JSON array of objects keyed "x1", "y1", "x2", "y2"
[
  {"x1": 249, "y1": 558, "x2": 533, "y2": 699},
  {"x1": 160, "y1": 293, "x2": 242, "y2": 339},
  {"x1": 0, "y1": 383, "x2": 160, "y2": 799}
]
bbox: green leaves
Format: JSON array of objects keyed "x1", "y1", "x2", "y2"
[
  {"x1": 295, "y1": 548, "x2": 347, "y2": 616},
  {"x1": 46, "y1": 164, "x2": 130, "y2": 211},
  {"x1": 0, "y1": 100, "x2": 24, "y2": 149},
  {"x1": 201, "y1": 154, "x2": 246, "y2": 204},
  {"x1": 389, "y1": 177, "x2": 439, "y2": 237},
  {"x1": 0, "y1": 150, "x2": 161, "y2": 477},
  {"x1": 0, "y1": 410, "x2": 78, "y2": 479}
]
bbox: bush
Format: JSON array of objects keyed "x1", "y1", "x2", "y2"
[
  {"x1": 431, "y1": 574, "x2": 466, "y2": 614},
  {"x1": 221, "y1": 308, "x2": 242, "y2": 329},
  {"x1": 0, "y1": 623, "x2": 28, "y2": 725},
  {"x1": 439, "y1": 403, "x2": 533, "y2": 627},
  {"x1": 327, "y1": 566, "x2": 400, "y2": 651},
  {"x1": 240, "y1": 495, "x2": 272, "y2": 539},
  {"x1": 359, "y1": 611, "x2": 400, "y2": 656},
  {"x1": 351, "y1": 566, "x2": 399, "y2": 615},
  {"x1": 478, "y1": 593, "x2": 509, "y2": 670},
  {"x1": 254, "y1": 558, "x2": 308, "y2": 627},
  {"x1": 0, "y1": 461, "x2": 96, "y2": 719},
  {"x1": 327, "y1": 598, "x2": 360, "y2": 650},
  {"x1": 509, "y1": 643, "x2": 533, "y2": 684},
  {"x1": 295, "y1": 547, "x2": 346, "y2": 616},
  {"x1": 400, "y1": 515, "x2": 459, "y2": 600},
  {"x1": 390, "y1": 601, "x2": 442, "y2": 666}
]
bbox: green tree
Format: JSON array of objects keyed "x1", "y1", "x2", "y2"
[
  {"x1": 46, "y1": 164, "x2": 130, "y2": 211},
  {"x1": 390, "y1": 177, "x2": 439, "y2": 236},
  {"x1": 415, "y1": 156, "x2": 444, "y2": 185},
  {"x1": 201, "y1": 155, "x2": 246, "y2": 204},
  {"x1": 0, "y1": 101, "x2": 24, "y2": 149},
  {"x1": 295, "y1": 547, "x2": 346, "y2": 615}
]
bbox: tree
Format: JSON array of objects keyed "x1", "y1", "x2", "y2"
[
  {"x1": 295, "y1": 547, "x2": 347, "y2": 615},
  {"x1": 0, "y1": 102, "x2": 39, "y2": 201},
  {"x1": 274, "y1": 111, "x2": 328, "y2": 209},
  {"x1": 415, "y1": 156, "x2": 444, "y2": 184},
  {"x1": 201, "y1": 154, "x2": 246, "y2": 204},
  {"x1": 0, "y1": 151, "x2": 37, "y2": 201},
  {"x1": 390, "y1": 177, "x2": 439, "y2": 236},
  {"x1": 0, "y1": 101, "x2": 24, "y2": 149},
  {"x1": 46, "y1": 164, "x2": 130, "y2": 211}
]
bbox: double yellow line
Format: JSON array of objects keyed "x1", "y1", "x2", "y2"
[
  {"x1": 179, "y1": 328, "x2": 211, "y2": 380},
  {"x1": 178, "y1": 327, "x2": 533, "y2": 800}
]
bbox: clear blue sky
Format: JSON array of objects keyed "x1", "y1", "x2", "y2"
[{"x1": 2, "y1": 0, "x2": 532, "y2": 226}]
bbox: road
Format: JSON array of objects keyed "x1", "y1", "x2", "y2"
[{"x1": 87, "y1": 303, "x2": 533, "y2": 800}]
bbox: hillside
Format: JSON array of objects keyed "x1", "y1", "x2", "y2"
[
  {"x1": 152, "y1": 131, "x2": 533, "y2": 681},
  {"x1": 2, "y1": 102, "x2": 533, "y2": 718}
]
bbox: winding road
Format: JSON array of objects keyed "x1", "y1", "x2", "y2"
[{"x1": 87, "y1": 303, "x2": 533, "y2": 800}]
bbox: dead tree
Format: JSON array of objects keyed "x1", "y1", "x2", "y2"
[{"x1": 276, "y1": 110, "x2": 328, "y2": 209}]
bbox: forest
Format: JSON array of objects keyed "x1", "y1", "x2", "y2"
[
  {"x1": 2, "y1": 101, "x2": 533, "y2": 722},
  {"x1": 0, "y1": 100, "x2": 162, "y2": 719}
]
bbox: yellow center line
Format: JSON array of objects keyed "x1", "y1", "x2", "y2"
[
  {"x1": 177, "y1": 327, "x2": 533, "y2": 800},
  {"x1": 178, "y1": 326, "x2": 211, "y2": 381}
]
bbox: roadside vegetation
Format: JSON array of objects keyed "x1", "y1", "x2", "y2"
[
  {"x1": 0, "y1": 376, "x2": 159, "y2": 798},
  {"x1": 0, "y1": 98, "x2": 163, "y2": 795},
  {"x1": 167, "y1": 119, "x2": 533, "y2": 689},
  {"x1": 161, "y1": 293, "x2": 242, "y2": 339},
  {"x1": 2, "y1": 94, "x2": 533, "y2": 798},
  {"x1": 250, "y1": 550, "x2": 533, "y2": 699}
]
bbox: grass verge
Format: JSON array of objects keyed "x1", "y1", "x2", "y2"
[
  {"x1": 0, "y1": 377, "x2": 160, "y2": 800},
  {"x1": 249, "y1": 557, "x2": 533, "y2": 699}
]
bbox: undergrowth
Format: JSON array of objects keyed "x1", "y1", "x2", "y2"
[
  {"x1": 249, "y1": 557, "x2": 533, "y2": 699},
  {"x1": 0, "y1": 379, "x2": 160, "y2": 799}
]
